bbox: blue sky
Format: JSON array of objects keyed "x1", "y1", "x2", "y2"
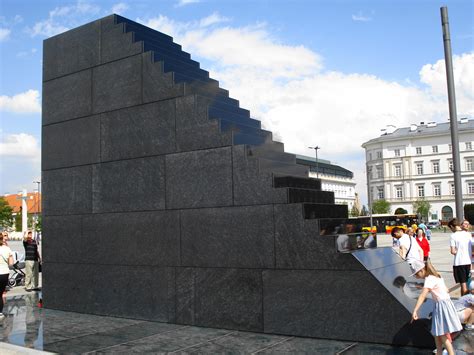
[{"x1": 0, "y1": 0, "x2": 473, "y2": 205}]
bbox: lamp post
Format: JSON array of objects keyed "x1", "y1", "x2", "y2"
[{"x1": 308, "y1": 146, "x2": 320, "y2": 179}]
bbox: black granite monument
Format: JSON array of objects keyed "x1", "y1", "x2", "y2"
[{"x1": 42, "y1": 15, "x2": 434, "y2": 348}]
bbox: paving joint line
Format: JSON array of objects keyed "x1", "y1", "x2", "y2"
[
  {"x1": 250, "y1": 336, "x2": 294, "y2": 354},
  {"x1": 81, "y1": 325, "x2": 190, "y2": 354},
  {"x1": 336, "y1": 342, "x2": 358, "y2": 354},
  {"x1": 168, "y1": 330, "x2": 238, "y2": 354}
]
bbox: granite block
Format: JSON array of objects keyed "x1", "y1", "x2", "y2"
[
  {"x1": 92, "y1": 266, "x2": 175, "y2": 321},
  {"x1": 175, "y1": 95, "x2": 210, "y2": 129},
  {"x1": 92, "y1": 156, "x2": 165, "y2": 213},
  {"x1": 143, "y1": 52, "x2": 185, "y2": 103},
  {"x1": 274, "y1": 204, "x2": 364, "y2": 270},
  {"x1": 101, "y1": 17, "x2": 143, "y2": 64},
  {"x1": 80, "y1": 211, "x2": 180, "y2": 266},
  {"x1": 175, "y1": 267, "x2": 195, "y2": 324},
  {"x1": 262, "y1": 269, "x2": 416, "y2": 345},
  {"x1": 100, "y1": 100, "x2": 176, "y2": 161},
  {"x1": 42, "y1": 166, "x2": 92, "y2": 215},
  {"x1": 92, "y1": 55, "x2": 142, "y2": 113},
  {"x1": 232, "y1": 145, "x2": 288, "y2": 205},
  {"x1": 42, "y1": 115, "x2": 100, "y2": 169},
  {"x1": 42, "y1": 70, "x2": 92, "y2": 125},
  {"x1": 180, "y1": 205, "x2": 274, "y2": 268},
  {"x1": 43, "y1": 20, "x2": 100, "y2": 81},
  {"x1": 42, "y1": 215, "x2": 82, "y2": 263},
  {"x1": 165, "y1": 147, "x2": 233, "y2": 209},
  {"x1": 176, "y1": 268, "x2": 263, "y2": 332},
  {"x1": 176, "y1": 121, "x2": 232, "y2": 152}
]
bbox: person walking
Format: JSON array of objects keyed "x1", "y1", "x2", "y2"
[
  {"x1": 23, "y1": 231, "x2": 41, "y2": 292},
  {"x1": 0, "y1": 234, "x2": 13, "y2": 321},
  {"x1": 448, "y1": 218, "x2": 472, "y2": 296},
  {"x1": 415, "y1": 228, "x2": 430, "y2": 261},
  {"x1": 411, "y1": 259, "x2": 462, "y2": 355},
  {"x1": 391, "y1": 227, "x2": 423, "y2": 262}
]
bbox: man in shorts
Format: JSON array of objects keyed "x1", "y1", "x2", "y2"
[{"x1": 448, "y1": 218, "x2": 473, "y2": 296}]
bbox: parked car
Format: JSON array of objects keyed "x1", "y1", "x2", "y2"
[{"x1": 427, "y1": 221, "x2": 440, "y2": 229}]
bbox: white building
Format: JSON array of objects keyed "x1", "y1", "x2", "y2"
[
  {"x1": 296, "y1": 155, "x2": 356, "y2": 211},
  {"x1": 362, "y1": 119, "x2": 474, "y2": 222}
]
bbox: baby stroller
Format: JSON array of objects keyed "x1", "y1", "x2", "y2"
[{"x1": 8, "y1": 252, "x2": 25, "y2": 288}]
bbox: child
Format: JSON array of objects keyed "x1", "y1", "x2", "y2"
[{"x1": 410, "y1": 259, "x2": 462, "y2": 355}]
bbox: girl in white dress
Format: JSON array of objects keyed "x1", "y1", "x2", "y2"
[{"x1": 411, "y1": 259, "x2": 462, "y2": 355}]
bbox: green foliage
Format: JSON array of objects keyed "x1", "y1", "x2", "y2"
[
  {"x1": 0, "y1": 197, "x2": 13, "y2": 228},
  {"x1": 350, "y1": 205, "x2": 360, "y2": 217},
  {"x1": 464, "y1": 204, "x2": 474, "y2": 223},
  {"x1": 394, "y1": 207, "x2": 408, "y2": 214},
  {"x1": 413, "y1": 199, "x2": 431, "y2": 220},
  {"x1": 15, "y1": 211, "x2": 22, "y2": 231},
  {"x1": 372, "y1": 199, "x2": 391, "y2": 214}
]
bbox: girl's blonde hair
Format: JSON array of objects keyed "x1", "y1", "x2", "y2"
[
  {"x1": 424, "y1": 260, "x2": 440, "y2": 278},
  {"x1": 0, "y1": 235, "x2": 4, "y2": 246}
]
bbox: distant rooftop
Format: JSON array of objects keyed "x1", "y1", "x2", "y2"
[
  {"x1": 295, "y1": 155, "x2": 354, "y2": 179},
  {"x1": 362, "y1": 118, "x2": 474, "y2": 146}
]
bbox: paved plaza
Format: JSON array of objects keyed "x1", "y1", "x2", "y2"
[{"x1": 0, "y1": 233, "x2": 472, "y2": 354}]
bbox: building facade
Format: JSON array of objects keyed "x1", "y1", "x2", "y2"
[
  {"x1": 362, "y1": 119, "x2": 474, "y2": 222},
  {"x1": 296, "y1": 155, "x2": 357, "y2": 211}
]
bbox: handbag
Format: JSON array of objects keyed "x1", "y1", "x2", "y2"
[{"x1": 38, "y1": 262, "x2": 42, "y2": 273}]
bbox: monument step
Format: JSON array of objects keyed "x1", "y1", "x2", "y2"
[
  {"x1": 219, "y1": 119, "x2": 268, "y2": 137},
  {"x1": 258, "y1": 158, "x2": 308, "y2": 177},
  {"x1": 184, "y1": 82, "x2": 232, "y2": 102},
  {"x1": 303, "y1": 203, "x2": 349, "y2": 219},
  {"x1": 287, "y1": 188, "x2": 335, "y2": 204},
  {"x1": 246, "y1": 146, "x2": 295, "y2": 164},
  {"x1": 273, "y1": 176, "x2": 322, "y2": 190}
]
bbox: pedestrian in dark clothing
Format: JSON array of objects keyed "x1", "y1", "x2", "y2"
[{"x1": 23, "y1": 231, "x2": 41, "y2": 291}]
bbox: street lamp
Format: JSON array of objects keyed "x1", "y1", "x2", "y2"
[
  {"x1": 33, "y1": 181, "x2": 40, "y2": 239},
  {"x1": 308, "y1": 146, "x2": 320, "y2": 179}
]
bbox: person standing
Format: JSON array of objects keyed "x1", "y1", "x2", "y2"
[
  {"x1": 391, "y1": 227, "x2": 424, "y2": 262},
  {"x1": 448, "y1": 218, "x2": 472, "y2": 296},
  {"x1": 415, "y1": 228, "x2": 430, "y2": 261},
  {"x1": 461, "y1": 219, "x2": 471, "y2": 232},
  {"x1": 23, "y1": 231, "x2": 41, "y2": 292},
  {"x1": 0, "y1": 234, "x2": 13, "y2": 320}
]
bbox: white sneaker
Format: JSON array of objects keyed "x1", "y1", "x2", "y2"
[
  {"x1": 465, "y1": 323, "x2": 474, "y2": 330},
  {"x1": 0, "y1": 313, "x2": 5, "y2": 321}
]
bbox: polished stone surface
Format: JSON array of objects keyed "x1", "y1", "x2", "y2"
[{"x1": 1, "y1": 292, "x2": 449, "y2": 354}]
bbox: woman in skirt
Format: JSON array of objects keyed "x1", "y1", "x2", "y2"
[{"x1": 411, "y1": 259, "x2": 462, "y2": 355}]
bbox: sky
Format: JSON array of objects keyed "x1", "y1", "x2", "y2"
[{"x1": 0, "y1": 0, "x2": 473, "y2": 206}]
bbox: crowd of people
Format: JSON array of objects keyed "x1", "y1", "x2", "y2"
[
  {"x1": 391, "y1": 218, "x2": 473, "y2": 355},
  {"x1": 0, "y1": 230, "x2": 41, "y2": 321}
]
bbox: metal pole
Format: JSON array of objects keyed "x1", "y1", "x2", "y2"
[
  {"x1": 441, "y1": 6, "x2": 463, "y2": 219},
  {"x1": 366, "y1": 163, "x2": 373, "y2": 229},
  {"x1": 33, "y1": 181, "x2": 40, "y2": 239},
  {"x1": 308, "y1": 146, "x2": 320, "y2": 179}
]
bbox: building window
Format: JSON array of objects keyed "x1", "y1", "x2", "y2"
[
  {"x1": 394, "y1": 164, "x2": 402, "y2": 177},
  {"x1": 417, "y1": 185, "x2": 425, "y2": 197},
  {"x1": 368, "y1": 152, "x2": 372, "y2": 161},
  {"x1": 376, "y1": 165, "x2": 383, "y2": 178},
  {"x1": 394, "y1": 149, "x2": 400, "y2": 157},
  {"x1": 466, "y1": 159, "x2": 473, "y2": 171},
  {"x1": 377, "y1": 187, "x2": 384, "y2": 200},
  {"x1": 432, "y1": 145, "x2": 438, "y2": 153},
  {"x1": 395, "y1": 186, "x2": 403, "y2": 198},
  {"x1": 416, "y1": 162, "x2": 424, "y2": 175},
  {"x1": 450, "y1": 183, "x2": 455, "y2": 195},
  {"x1": 468, "y1": 182, "x2": 474, "y2": 194},
  {"x1": 433, "y1": 184, "x2": 441, "y2": 196},
  {"x1": 377, "y1": 151, "x2": 382, "y2": 159},
  {"x1": 448, "y1": 160, "x2": 453, "y2": 171},
  {"x1": 448, "y1": 144, "x2": 452, "y2": 152},
  {"x1": 432, "y1": 161, "x2": 440, "y2": 174},
  {"x1": 466, "y1": 142, "x2": 472, "y2": 150},
  {"x1": 416, "y1": 147, "x2": 422, "y2": 155}
]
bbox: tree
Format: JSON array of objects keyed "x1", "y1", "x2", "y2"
[
  {"x1": 413, "y1": 199, "x2": 431, "y2": 221},
  {"x1": 372, "y1": 199, "x2": 391, "y2": 214},
  {"x1": 360, "y1": 205, "x2": 369, "y2": 216},
  {"x1": 0, "y1": 197, "x2": 13, "y2": 228},
  {"x1": 394, "y1": 207, "x2": 408, "y2": 215},
  {"x1": 350, "y1": 205, "x2": 360, "y2": 217},
  {"x1": 464, "y1": 204, "x2": 474, "y2": 223}
]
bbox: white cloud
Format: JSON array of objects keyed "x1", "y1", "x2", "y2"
[
  {"x1": 28, "y1": 0, "x2": 100, "y2": 37},
  {"x1": 199, "y1": 12, "x2": 229, "y2": 28},
  {"x1": 0, "y1": 28, "x2": 11, "y2": 41},
  {"x1": 111, "y1": 2, "x2": 129, "y2": 15},
  {"x1": 0, "y1": 133, "x2": 40, "y2": 159},
  {"x1": 352, "y1": 11, "x2": 373, "y2": 22},
  {"x1": 0, "y1": 90, "x2": 41, "y2": 114},
  {"x1": 16, "y1": 48, "x2": 38, "y2": 58},
  {"x1": 175, "y1": 0, "x2": 200, "y2": 8}
]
